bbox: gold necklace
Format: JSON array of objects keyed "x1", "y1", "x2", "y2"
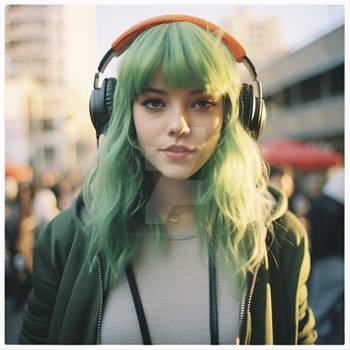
[
  {"x1": 168, "y1": 208, "x2": 180, "y2": 224},
  {"x1": 159, "y1": 205, "x2": 194, "y2": 224}
]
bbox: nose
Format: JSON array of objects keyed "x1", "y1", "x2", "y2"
[{"x1": 167, "y1": 106, "x2": 190, "y2": 138}]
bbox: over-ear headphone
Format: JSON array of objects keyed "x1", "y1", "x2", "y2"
[{"x1": 89, "y1": 14, "x2": 266, "y2": 141}]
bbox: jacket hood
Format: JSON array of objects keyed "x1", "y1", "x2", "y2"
[
  {"x1": 268, "y1": 185, "x2": 288, "y2": 221},
  {"x1": 71, "y1": 193, "x2": 88, "y2": 229}
]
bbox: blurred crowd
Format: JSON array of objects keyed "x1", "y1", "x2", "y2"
[
  {"x1": 5, "y1": 171, "x2": 82, "y2": 310},
  {"x1": 4, "y1": 165, "x2": 344, "y2": 344},
  {"x1": 269, "y1": 165, "x2": 344, "y2": 344}
]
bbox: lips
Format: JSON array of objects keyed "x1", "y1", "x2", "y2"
[
  {"x1": 161, "y1": 144, "x2": 195, "y2": 152},
  {"x1": 160, "y1": 144, "x2": 196, "y2": 160}
]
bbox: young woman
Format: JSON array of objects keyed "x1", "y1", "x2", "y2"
[{"x1": 19, "y1": 15, "x2": 317, "y2": 345}]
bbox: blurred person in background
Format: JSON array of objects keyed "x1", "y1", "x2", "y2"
[
  {"x1": 302, "y1": 173, "x2": 323, "y2": 205},
  {"x1": 268, "y1": 166, "x2": 295, "y2": 200},
  {"x1": 19, "y1": 15, "x2": 316, "y2": 345},
  {"x1": 269, "y1": 167, "x2": 313, "y2": 231},
  {"x1": 290, "y1": 193, "x2": 312, "y2": 231},
  {"x1": 5, "y1": 179, "x2": 35, "y2": 309},
  {"x1": 56, "y1": 171, "x2": 82, "y2": 210},
  {"x1": 33, "y1": 187, "x2": 60, "y2": 235},
  {"x1": 5, "y1": 176, "x2": 20, "y2": 298},
  {"x1": 307, "y1": 166, "x2": 344, "y2": 344},
  {"x1": 16, "y1": 183, "x2": 37, "y2": 272}
]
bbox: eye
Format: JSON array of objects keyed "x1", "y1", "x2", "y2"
[
  {"x1": 191, "y1": 99, "x2": 217, "y2": 110},
  {"x1": 142, "y1": 98, "x2": 165, "y2": 110}
]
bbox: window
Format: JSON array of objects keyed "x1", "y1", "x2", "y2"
[
  {"x1": 301, "y1": 75, "x2": 321, "y2": 102},
  {"x1": 42, "y1": 119, "x2": 55, "y2": 131},
  {"x1": 44, "y1": 146, "x2": 55, "y2": 165},
  {"x1": 329, "y1": 65, "x2": 344, "y2": 95}
]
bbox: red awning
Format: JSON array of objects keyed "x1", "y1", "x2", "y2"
[{"x1": 261, "y1": 138, "x2": 343, "y2": 172}]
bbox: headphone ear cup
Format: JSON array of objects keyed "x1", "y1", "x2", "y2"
[
  {"x1": 252, "y1": 97, "x2": 266, "y2": 140},
  {"x1": 104, "y1": 77, "x2": 117, "y2": 119},
  {"x1": 239, "y1": 83, "x2": 254, "y2": 131},
  {"x1": 239, "y1": 83, "x2": 266, "y2": 140},
  {"x1": 89, "y1": 77, "x2": 117, "y2": 137}
]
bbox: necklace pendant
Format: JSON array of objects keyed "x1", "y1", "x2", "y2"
[{"x1": 168, "y1": 209, "x2": 179, "y2": 224}]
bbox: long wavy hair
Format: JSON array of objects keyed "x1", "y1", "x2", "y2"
[{"x1": 83, "y1": 22, "x2": 274, "y2": 289}]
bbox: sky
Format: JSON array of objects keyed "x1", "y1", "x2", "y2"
[
  {"x1": 96, "y1": 5, "x2": 344, "y2": 55},
  {"x1": 95, "y1": 4, "x2": 344, "y2": 76}
]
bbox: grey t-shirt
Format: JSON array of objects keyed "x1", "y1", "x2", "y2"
[{"x1": 101, "y1": 229, "x2": 242, "y2": 344}]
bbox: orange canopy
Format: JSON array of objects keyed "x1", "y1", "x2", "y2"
[{"x1": 5, "y1": 159, "x2": 33, "y2": 183}]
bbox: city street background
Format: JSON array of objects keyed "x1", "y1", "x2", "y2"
[{"x1": 3, "y1": 3, "x2": 346, "y2": 346}]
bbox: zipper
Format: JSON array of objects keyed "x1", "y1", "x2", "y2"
[
  {"x1": 235, "y1": 288, "x2": 247, "y2": 345},
  {"x1": 235, "y1": 263, "x2": 261, "y2": 345},
  {"x1": 96, "y1": 251, "x2": 104, "y2": 344}
]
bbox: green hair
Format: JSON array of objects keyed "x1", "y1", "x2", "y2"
[{"x1": 82, "y1": 22, "x2": 273, "y2": 289}]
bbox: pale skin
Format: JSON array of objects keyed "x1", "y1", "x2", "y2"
[{"x1": 133, "y1": 70, "x2": 224, "y2": 231}]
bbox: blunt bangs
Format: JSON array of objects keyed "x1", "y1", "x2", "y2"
[{"x1": 117, "y1": 22, "x2": 240, "y2": 99}]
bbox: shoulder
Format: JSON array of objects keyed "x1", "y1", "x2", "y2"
[
  {"x1": 34, "y1": 194, "x2": 87, "y2": 270},
  {"x1": 270, "y1": 210, "x2": 311, "y2": 277},
  {"x1": 267, "y1": 185, "x2": 309, "y2": 250},
  {"x1": 273, "y1": 210, "x2": 308, "y2": 248}
]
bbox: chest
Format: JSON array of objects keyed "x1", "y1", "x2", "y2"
[{"x1": 101, "y1": 235, "x2": 242, "y2": 344}]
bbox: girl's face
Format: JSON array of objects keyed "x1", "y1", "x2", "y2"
[{"x1": 133, "y1": 70, "x2": 224, "y2": 179}]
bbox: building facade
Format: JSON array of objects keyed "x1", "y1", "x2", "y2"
[
  {"x1": 259, "y1": 25, "x2": 344, "y2": 152},
  {"x1": 221, "y1": 7, "x2": 287, "y2": 69},
  {"x1": 5, "y1": 77, "x2": 43, "y2": 166},
  {"x1": 5, "y1": 5, "x2": 97, "y2": 176}
]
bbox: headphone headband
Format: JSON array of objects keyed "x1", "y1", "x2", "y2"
[
  {"x1": 95, "y1": 14, "x2": 258, "y2": 87},
  {"x1": 111, "y1": 14, "x2": 246, "y2": 62}
]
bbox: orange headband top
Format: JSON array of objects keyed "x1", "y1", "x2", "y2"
[{"x1": 111, "y1": 14, "x2": 247, "y2": 63}]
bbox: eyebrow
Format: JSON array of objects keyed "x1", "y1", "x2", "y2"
[{"x1": 144, "y1": 87, "x2": 204, "y2": 95}]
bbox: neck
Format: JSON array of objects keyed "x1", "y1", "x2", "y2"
[
  {"x1": 152, "y1": 175, "x2": 195, "y2": 209},
  {"x1": 149, "y1": 174, "x2": 197, "y2": 230}
]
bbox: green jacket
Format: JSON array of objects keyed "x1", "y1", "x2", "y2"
[{"x1": 19, "y1": 187, "x2": 317, "y2": 344}]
